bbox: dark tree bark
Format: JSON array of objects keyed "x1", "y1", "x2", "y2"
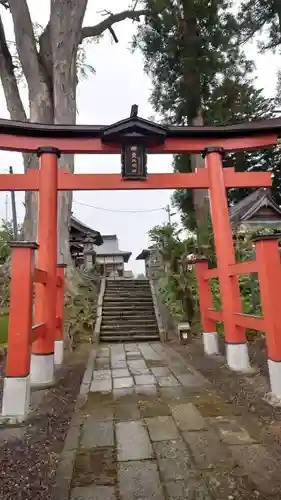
[
  {"x1": 181, "y1": 1, "x2": 210, "y2": 251},
  {"x1": 0, "y1": 0, "x2": 146, "y2": 275}
]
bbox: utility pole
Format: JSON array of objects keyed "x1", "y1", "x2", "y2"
[
  {"x1": 166, "y1": 204, "x2": 171, "y2": 225},
  {"x1": 9, "y1": 166, "x2": 18, "y2": 239},
  {"x1": 5, "y1": 195, "x2": 8, "y2": 222}
]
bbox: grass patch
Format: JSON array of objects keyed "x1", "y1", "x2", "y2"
[{"x1": 0, "y1": 313, "x2": 8, "y2": 347}]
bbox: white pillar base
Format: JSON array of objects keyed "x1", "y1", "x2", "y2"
[
  {"x1": 267, "y1": 359, "x2": 281, "y2": 398},
  {"x1": 1, "y1": 376, "x2": 30, "y2": 420},
  {"x1": 54, "y1": 340, "x2": 64, "y2": 366},
  {"x1": 30, "y1": 353, "x2": 55, "y2": 387},
  {"x1": 226, "y1": 342, "x2": 252, "y2": 373},
  {"x1": 203, "y1": 332, "x2": 219, "y2": 355}
]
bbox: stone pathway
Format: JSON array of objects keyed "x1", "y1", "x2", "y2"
[{"x1": 53, "y1": 342, "x2": 281, "y2": 500}]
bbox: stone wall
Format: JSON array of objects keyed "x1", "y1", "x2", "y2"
[{"x1": 151, "y1": 279, "x2": 178, "y2": 341}]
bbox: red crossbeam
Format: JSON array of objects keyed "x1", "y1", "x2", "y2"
[
  {"x1": 0, "y1": 169, "x2": 272, "y2": 192},
  {"x1": 56, "y1": 316, "x2": 62, "y2": 329},
  {"x1": 207, "y1": 309, "x2": 223, "y2": 321},
  {"x1": 233, "y1": 312, "x2": 264, "y2": 331},
  {"x1": 228, "y1": 261, "x2": 257, "y2": 276},
  {"x1": 223, "y1": 169, "x2": 272, "y2": 188},
  {"x1": 0, "y1": 133, "x2": 277, "y2": 154},
  {"x1": 56, "y1": 276, "x2": 63, "y2": 287},
  {"x1": 32, "y1": 323, "x2": 47, "y2": 342},
  {"x1": 33, "y1": 268, "x2": 47, "y2": 284},
  {"x1": 204, "y1": 268, "x2": 219, "y2": 279}
]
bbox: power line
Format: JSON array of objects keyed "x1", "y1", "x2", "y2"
[{"x1": 73, "y1": 199, "x2": 167, "y2": 213}]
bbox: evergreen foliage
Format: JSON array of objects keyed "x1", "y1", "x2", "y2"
[{"x1": 134, "y1": 0, "x2": 281, "y2": 230}]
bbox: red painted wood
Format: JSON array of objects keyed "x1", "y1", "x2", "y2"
[
  {"x1": 6, "y1": 246, "x2": 34, "y2": 377},
  {"x1": 206, "y1": 151, "x2": 246, "y2": 344},
  {"x1": 33, "y1": 152, "x2": 58, "y2": 355},
  {"x1": 0, "y1": 133, "x2": 277, "y2": 154}
]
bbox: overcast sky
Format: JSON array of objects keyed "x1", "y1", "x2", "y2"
[{"x1": 0, "y1": 1, "x2": 279, "y2": 274}]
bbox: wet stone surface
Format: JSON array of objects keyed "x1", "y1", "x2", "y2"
[
  {"x1": 116, "y1": 420, "x2": 153, "y2": 461},
  {"x1": 165, "y1": 477, "x2": 211, "y2": 500},
  {"x1": 64, "y1": 342, "x2": 281, "y2": 500},
  {"x1": 145, "y1": 416, "x2": 180, "y2": 441},
  {"x1": 134, "y1": 374, "x2": 156, "y2": 385},
  {"x1": 71, "y1": 485, "x2": 116, "y2": 500},
  {"x1": 72, "y1": 447, "x2": 116, "y2": 487},
  {"x1": 118, "y1": 461, "x2": 164, "y2": 500},
  {"x1": 80, "y1": 420, "x2": 114, "y2": 449},
  {"x1": 113, "y1": 377, "x2": 134, "y2": 389}
]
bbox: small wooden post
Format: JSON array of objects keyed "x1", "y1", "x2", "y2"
[
  {"x1": 2, "y1": 241, "x2": 38, "y2": 420},
  {"x1": 254, "y1": 234, "x2": 281, "y2": 399},
  {"x1": 31, "y1": 147, "x2": 59, "y2": 386},
  {"x1": 195, "y1": 258, "x2": 219, "y2": 355},
  {"x1": 203, "y1": 147, "x2": 251, "y2": 371},
  {"x1": 55, "y1": 264, "x2": 66, "y2": 366}
]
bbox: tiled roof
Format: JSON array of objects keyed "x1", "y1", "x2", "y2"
[
  {"x1": 70, "y1": 216, "x2": 103, "y2": 245},
  {"x1": 229, "y1": 188, "x2": 281, "y2": 225}
]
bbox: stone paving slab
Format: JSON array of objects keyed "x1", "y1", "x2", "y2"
[
  {"x1": 210, "y1": 416, "x2": 257, "y2": 445},
  {"x1": 145, "y1": 415, "x2": 180, "y2": 441},
  {"x1": 183, "y1": 429, "x2": 235, "y2": 469},
  {"x1": 72, "y1": 447, "x2": 116, "y2": 487},
  {"x1": 71, "y1": 485, "x2": 116, "y2": 500},
  {"x1": 118, "y1": 461, "x2": 164, "y2": 500},
  {"x1": 116, "y1": 420, "x2": 154, "y2": 461},
  {"x1": 81, "y1": 420, "x2": 114, "y2": 449},
  {"x1": 90, "y1": 379, "x2": 112, "y2": 393},
  {"x1": 157, "y1": 375, "x2": 180, "y2": 387},
  {"x1": 171, "y1": 403, "x2": 208, "y2": 431},
  {"x1": 113, "y1": 377, "x2": 134, "y2": 389},
  {"x1": 54, "y1": 342, "x2": 281, "y2": 500},
  {"x1": 165, "y1": 477, "x2": 211, "y2": 500},
  {"x1": 112, "y1": 369, "x2": 131, "y2": 378},
  {"x1": 134, "y1": 374, "x2": 156, "y2": 385}
]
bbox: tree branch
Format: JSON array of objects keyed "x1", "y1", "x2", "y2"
[
  {"x1": 80, "y1": 9, "x2": 147, "y2": 41},
  {"x1": 0, "y1": 14, "x2": 26, "y2": 121},
  {"x1": 0, "y1": 1, "x2": 9, "y2": 9},
  {"x1": 8, "y1": 0, "x2": 42, "y2": 87}
]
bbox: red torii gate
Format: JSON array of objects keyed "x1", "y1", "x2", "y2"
[{"x1": 1, "y1": 109, "x2": 281, "y2": 421}]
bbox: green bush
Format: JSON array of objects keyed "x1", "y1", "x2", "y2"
[{"x1": 0, "y1": 314, "x2": 9, "y2": 346}]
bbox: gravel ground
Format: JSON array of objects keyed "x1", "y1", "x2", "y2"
[
  {"x1": 171, "y1": 336, "x2": 281, "y2": 452},
  {"x1": 0, "y1": 345, "x2": 91, "y2": 500}
]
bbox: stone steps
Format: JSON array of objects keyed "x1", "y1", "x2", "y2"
[
  {"x1": 102, "y1": 316, "x2": 157, "y2": 324},
  {"x1": 101, "y1": 297, "x2": 153, "y2": 308},
  {"x1": 99, "y1": 333, "x2": 160, "y2": 342},
  {"x1": 102, "y1": 305, "x2": 155, "y2": 313},
  {"x1": 104, "y1": 295, "x2": 153, "y2": 301},
  {"x1": 101, "y1": 321, "x2": 157, "y2": 331},
  {"x1": 100, "y1": 279, "x2": 160, "y2": 343}
]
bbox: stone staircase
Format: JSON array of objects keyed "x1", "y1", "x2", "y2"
[{"x1": 99, "y1": 279, "x2": 160, "y2": 342}]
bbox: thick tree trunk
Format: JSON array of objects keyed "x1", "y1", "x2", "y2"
[
  {"x1": 23, "y1": 88, "x2": 54, "y2": 242},
  {"x1": 181, "y1": 2, "x2": 210, "y2": 251},
  {"x1": 1, "y1": 0, "x2": 148, "y2": 278},
  {"x1": 190, "y1": 113, "x2": 210, "y2": 251}
]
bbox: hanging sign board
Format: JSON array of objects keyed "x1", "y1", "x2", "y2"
[{"x1": 121, "y1": 144, "x2": 147, "y2": 180}]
